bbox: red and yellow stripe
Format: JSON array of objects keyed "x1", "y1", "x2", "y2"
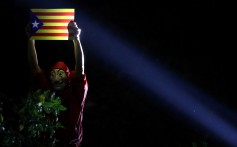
[{"x1": 30, "y1": 8, "x2": 75, "y2": 40}]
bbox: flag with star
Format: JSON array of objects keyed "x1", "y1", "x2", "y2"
[{"x1": 29, "y1": 8, "x2": 75, "y2": 40}]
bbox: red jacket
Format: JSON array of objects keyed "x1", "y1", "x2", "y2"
[{"x1": 28, "y1": 70, "x2": 88, "y2": 146}]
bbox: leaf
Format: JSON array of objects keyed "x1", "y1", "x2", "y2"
[
  {"x1": 43, "y1": 102, "x2": 54, "y2": 108},
  {"x1": 59, "y1": 105, "x2": 67, "y2": 111},
  {"x1": 52, "y1": 98, "x2": 61, "y2": 105},
  {"x1": 19, "y1": 124, "x2": 24, "y2": 131},
  {"x1": 56, "y1": 122, "x2": 64, "y2": 129},
  {"x1": 19, "y1": 107, "x2": 26, "y2": 114}
]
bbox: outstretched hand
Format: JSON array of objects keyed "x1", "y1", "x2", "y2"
[{"x1": 68, "y1": 20, "x2": 81, "y2": 40}]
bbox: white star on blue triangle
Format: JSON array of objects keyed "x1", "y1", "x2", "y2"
[
  {"x1": 32, "y1": 20, "x2": 40, "y2": 28},
  {"x1": 29, "y1": 10, "x2": 43, "y2": 36}
]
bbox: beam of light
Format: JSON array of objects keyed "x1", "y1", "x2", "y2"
[
  {"x1": 77, "y1": 14, "x2": 237, "y2": 146},
  {"x1": 14, "y1": 1, "x2": 237, "y2": 145}
]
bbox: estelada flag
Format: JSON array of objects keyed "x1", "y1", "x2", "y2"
[{"x1": 29, "y1": 8, "x2": 75, "y2": 40}]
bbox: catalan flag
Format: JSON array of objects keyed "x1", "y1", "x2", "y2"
[{"x1": 29, "y1": 8, "x2": 75, "y2": 40}]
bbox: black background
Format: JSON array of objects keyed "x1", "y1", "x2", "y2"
[{"x1": 0, "y1": 0, "x2": 235, "y2": 146}]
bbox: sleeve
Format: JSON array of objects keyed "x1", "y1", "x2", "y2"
[
  {"x1": 71, "y1": 72, "x2": 88, "y2": 103},
  {"x1": 68, "y1": 72, "x2": 88, "y2": 143}
]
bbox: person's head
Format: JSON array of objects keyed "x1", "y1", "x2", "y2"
[{"x1": 50, "y1": 61, "x2": 70, "y2": 91}]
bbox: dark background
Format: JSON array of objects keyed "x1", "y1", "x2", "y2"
[{"x1": 0, "y1": 0, "x2": 235, "y2": 146}]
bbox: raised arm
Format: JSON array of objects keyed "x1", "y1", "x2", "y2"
[
  {"x1": 26, "y1": 23, "x2": 41, "y2": 74},
  {"x1": 70, "y1": 21, "x2": 85, "y2": 76}
]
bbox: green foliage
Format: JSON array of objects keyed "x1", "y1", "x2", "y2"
[
  {"x1": 0, "y1": 89, "x2": 67, "y2": 147},
  {"x1": 192, "y1": 141, "x2": 208, "y2": 147}
]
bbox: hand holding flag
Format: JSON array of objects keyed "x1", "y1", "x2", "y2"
[
  {"x1": 29, "y1": 8, "x2": 75, "y2": 40},
  {"x1": 68, "y1": 20, "x2": 81, "y2": 40}
]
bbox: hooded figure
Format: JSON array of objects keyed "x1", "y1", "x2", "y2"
[
  {"x1": 27, "y1": 21, "x2": 88, "y2": 147},
  {"x1": 50, "y1": 61, "x2": 71, "y2": 90}
]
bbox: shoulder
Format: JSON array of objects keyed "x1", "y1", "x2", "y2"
[
  {"x1": 70, "y1": 71, "x2": 86, "y2": 78},
  {"x1": 70, "y1": 71, "x2": 87, "y2": 82}
]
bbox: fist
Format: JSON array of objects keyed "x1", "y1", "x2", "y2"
[{"x1": 68, "y1": 20, "x2": 81, "y2": 39}]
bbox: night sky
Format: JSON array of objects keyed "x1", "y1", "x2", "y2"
[{"x1": 0, "y1": 0, "x2": 235, "y2": 146}]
